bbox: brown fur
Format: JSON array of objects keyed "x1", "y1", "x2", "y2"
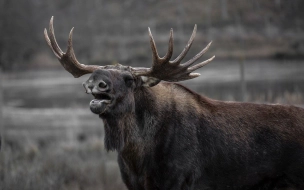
[{"x1": 83, "y1": 69, "x2": 304, "y2": 189}]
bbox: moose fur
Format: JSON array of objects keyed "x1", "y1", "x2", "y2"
[
  {"x1": 44, "y1": 17, "x2": 304, "y2": 189},
  {"x1": 85, "y1": 68, "x2": 304, "y2": 190}
]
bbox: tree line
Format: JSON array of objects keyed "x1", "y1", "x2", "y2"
[{"x1": 0, "y1": 0, "x2": 303, "y2": 70}]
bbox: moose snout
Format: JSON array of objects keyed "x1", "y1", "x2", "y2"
[
  {"x1": 82, "y1": 80, "x2": 109, "y2": 94},
  {"x1": 82, "y1": 82, "x2": 93, "y2": 94}
]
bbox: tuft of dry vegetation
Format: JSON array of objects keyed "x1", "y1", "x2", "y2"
[{"x1": 1, "y1": 137, "x2": 126, "y2": 190}]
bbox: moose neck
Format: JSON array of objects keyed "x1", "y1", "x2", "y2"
[
  {"x1": 101, "y1": 82, "x2": 213, "y2": 152},
  {"x1": 102, "y1": 112, "x2": 141, "y2": 151},
  {"x1": 133, "y1": 82, "x2": 213, "y2": 141}
]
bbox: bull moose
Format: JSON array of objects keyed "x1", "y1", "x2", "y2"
[{"x1": 44, "y1": 17, "x2": 304, "y2": 189}]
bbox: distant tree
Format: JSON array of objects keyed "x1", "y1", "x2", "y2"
[
  {"x1": 1, "y1": 0, "x2": 36, "y2": 70},
  {"x1": 220, "y1": 0, "x2": 228, "y2": 20}
]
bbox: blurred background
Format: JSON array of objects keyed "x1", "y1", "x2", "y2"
[{"x1": 1, "y1": 0, "x2": 304, "y2": 189}]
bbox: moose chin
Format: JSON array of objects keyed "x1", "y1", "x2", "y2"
[{"x1": 45, "y1": 16, "x2": 304, "y2": 190}]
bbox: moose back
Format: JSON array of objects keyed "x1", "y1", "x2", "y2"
[{"x1": 45, "y1": 17, "x2": 304, "y2": 189}]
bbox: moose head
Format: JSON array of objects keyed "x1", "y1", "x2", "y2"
[{"x1": 44, "y1": 17, "x2": 214, "y2": 117}]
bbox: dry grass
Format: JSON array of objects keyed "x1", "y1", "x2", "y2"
[{"x1": 1, "y1": 137, "x2": 126, "y2": 190}]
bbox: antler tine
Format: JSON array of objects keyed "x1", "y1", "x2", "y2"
[
  {"x1": 66, "y1": 28, "x2": 80, "y2": 68},
  {"x1": 48, "y1": 16, "x2": 64, "y2": 57},
  {"x1": 148, "y1": 27, "x2": 160, "y2": 64},
  {"x1": 44, "y1": 17, "x2": 102, "y2": 78},
  {"x1": 187, "y1": 55, "x2": 215, "y2": 73},
  {"x1": 172, "y1": 73, "x2": 200, "y2": 82},
  {"x1": 148, "y1": 28, "x2": 174, "y2": 64},
  {"x1": 182, "y1": 41, "x2": 212, "y2": 67},
  {"x1": 162, "y1": 29, "x2": 174, "y2": 63},
  {"x1": 67, "y1": 28, "x2": 102, "y2": 74},
  {"x1": 171, "y1": 24, "x2": 197, "y2": 64},
  {"x1": 44, "y1": 29, "x2": 61, "y2": 59}
]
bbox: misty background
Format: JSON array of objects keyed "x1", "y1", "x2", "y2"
[{"x1": 1, "y1": 0, "x2": 304, "y2": 189}]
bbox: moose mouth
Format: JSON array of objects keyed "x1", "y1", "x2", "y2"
[{"x1": 90, "y1": 93, "x2": 112, "y2": 114}]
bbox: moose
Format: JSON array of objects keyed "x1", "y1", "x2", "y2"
[{"x1": 45, "y1": 17, "x2": 304, "y2": 189}]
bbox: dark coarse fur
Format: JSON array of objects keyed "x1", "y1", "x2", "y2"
[
  {"x1": 89, "y1": 69, "x2": 304, "y2": 190},
  {"x1": 45, "y1": 16, "x2": 304, "y2": 189}
]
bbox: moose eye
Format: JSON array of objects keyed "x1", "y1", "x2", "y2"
[{"x1": 124, "y1": 76, "x2": 134, "y2": 87}]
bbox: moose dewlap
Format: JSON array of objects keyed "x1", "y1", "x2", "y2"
[{"x1": 45, "y1": 17, "x2": 304, "y2": 189}]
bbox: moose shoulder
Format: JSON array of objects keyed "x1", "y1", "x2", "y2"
[{"x1": 45, "y1": 17, "x2": 304, "y2": 190}]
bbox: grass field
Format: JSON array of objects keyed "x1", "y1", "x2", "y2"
[{"x1": 1, "y1": 59, "x2": 304, "y2": 189}]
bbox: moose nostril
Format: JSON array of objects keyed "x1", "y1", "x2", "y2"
[
  {"x1": 88, "y1": 83, "x2": 94, "y2": 89},
  {"x1": 98, "y1": 81, "x2": 107, "y2": 88}
]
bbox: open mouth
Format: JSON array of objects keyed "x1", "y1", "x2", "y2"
[
  {"x1": 90, "y1": 93, "x2": 112, "y2": 114},
  {"x1": 93, "y1": 93, "x2": 112, "y2": 103}
]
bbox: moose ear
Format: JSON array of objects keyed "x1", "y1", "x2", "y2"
[{"x1": 140, "y1": 76, "x2": 161, "y2": 87}]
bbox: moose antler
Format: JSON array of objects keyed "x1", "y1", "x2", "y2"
[
  {"x1": 44, "y1": 17, "x2": 103, "y2": 78},
  {"x1": 132, "y1": 25, "x2": 215, "y2": 82},
  {"x1": 45, "y1": 17, "x2": 214, "y2": 82}
]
